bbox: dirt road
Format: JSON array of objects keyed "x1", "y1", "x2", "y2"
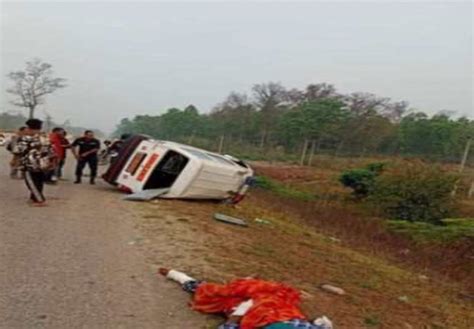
[{"x1": 0, "y1": 149, "x2": 204, "y2": 329}]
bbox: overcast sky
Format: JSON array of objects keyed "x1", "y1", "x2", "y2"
[{"x1": 1, "y1": 1, "x2": 472, "y2": 133}]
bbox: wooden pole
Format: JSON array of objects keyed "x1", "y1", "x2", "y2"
[
  {"x1": 458, "y1": 137, "x2": 472, "y2": 173},
  {"x1": 260, "y1": 130, "x2": 266, "y2": 149},
  {"x1": 218, "y1": 135, "x2": 225, "y2": 154},
  {"x1": 452, "y1": 137, "x2": 472, "y2": 197},
  {"x1": 307, "y1": 139, "x2": 316, "y2": 166},
  {"x1": 468, "y1": 180, "x2": 474, "y2": 198},
  {"x1": 299, "y1": 139, "x2": 309, "y2": 166}
]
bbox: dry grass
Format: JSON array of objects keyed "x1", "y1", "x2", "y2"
[
  {"x1": 251, "y1": 160, "x2": 474, "y2": 294},
  {"x1": 130, "y1": 155, "x2": 473, "y2": 328},
  {"x1": 133, "y1": 198, "x2": 473, "y2": 329}
]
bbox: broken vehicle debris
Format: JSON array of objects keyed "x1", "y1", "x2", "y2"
[
  {"x1": 122, "y1": 188, "x2": 170, "y2": 201},
  {"x1": 214, "y1": 213, "x2": 248, "y2": 227},
  {"x1": 103, "y1": 135, "x2": 254, "y2": 202}
]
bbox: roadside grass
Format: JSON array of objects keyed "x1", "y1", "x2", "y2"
[
  {"x1": 135, "y1": 157, "x2": 474, "y2": 328},
  {"x1": 387, "y1": 218, "x2": 474, "y2": 243},
  {"x1": 254, "y1": 175, "x2": 316, "y2": 201},
  {"x1": 136, "y1": 196, "x2": 473, "y2": 328},
  {"x1": 252, "y1": 163, "x2": 474, "y2": 293},
  {"x1": 209, "y1": 201, "x2": 474, "y2": 328}
]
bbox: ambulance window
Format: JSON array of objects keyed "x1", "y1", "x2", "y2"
[
  {"x1": 125, "y1": 152, "x2": 147, "y2": 175},
  {"x1": 143, "y1": 151, "x2": 189, "y2": 190}
]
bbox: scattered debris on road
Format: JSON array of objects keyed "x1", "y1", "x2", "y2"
[
  {"x1": 254, "y1": 218, "x2": 272, "y2": 225},
  {"x1": 213, "y1": 213, "x2": 248, "y2": 227},
  {"x1": 123, "y1": 188, "x2": 170, "y2": 201},
  {"x1": 398, "y1": 295, "x2": 410, "y2": 303},
  {"x1": 319, "y1": 284, "x2": 346, "y2": 296}
]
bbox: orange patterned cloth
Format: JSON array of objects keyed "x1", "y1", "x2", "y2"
[{"x1": 192, "y1": 279, "x2": 306, "y2": 329}]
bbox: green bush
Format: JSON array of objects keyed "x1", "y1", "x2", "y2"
[
  {"x1": 387, "y1": 218, "x2": 474, "y2": 242},
  {"x1": 370, "y1": 163, "x2": 458, "y2": 224},
  {"x1": 339, "y1": 162, "x2": 385, "y2": 198}
]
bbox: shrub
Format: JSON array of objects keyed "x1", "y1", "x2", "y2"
[
  {"x1": 339, "y1": 162, "x2": 385, "y2": 198},
  {"x1": 370, "y1": 163, "x2": 458, "y2": 224}
]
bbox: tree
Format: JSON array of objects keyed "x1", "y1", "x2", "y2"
[
  {"x1": 252, "y1": 82, "x2": 287, "y2": 147},
  {"x1": 0, "y1": 111, "x2": 27, "y2": 130},
  {"x1": 6, "y1": 58, "x2": 67, "y2": 119},
  {"x1": 210, "y1": 92, "x2": 259, "y2": 142},
  {"x1": 305, "y1": 83, "x2": 340, "y2": 102}
]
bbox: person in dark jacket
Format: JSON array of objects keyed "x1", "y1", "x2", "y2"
[{"x1": 72, "y1": 130, "x2": 100, "y2": 184}]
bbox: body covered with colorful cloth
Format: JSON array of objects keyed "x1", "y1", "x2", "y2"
[{"x1": 159, "y1": 268, "x2": 333, "y2": 329}]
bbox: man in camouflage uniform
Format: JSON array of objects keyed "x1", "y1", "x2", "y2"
[{"x1": 17, "y1": 119, "x2": 56, "y2": 206}]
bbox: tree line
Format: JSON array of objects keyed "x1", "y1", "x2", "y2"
[
  {"x1": 0, "y1": 111, "x2": 104, "y2": 138},
  {"x1": 115, "y1": 82, "x2": 473, "y2": 162}
]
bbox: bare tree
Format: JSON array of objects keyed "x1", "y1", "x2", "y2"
[
  {"x1": 6, "y1": 58, "x2": 67, "y2": 119},
  {"x1": 211, "y1": 92, "x2": 256, "y2": 142},
  {"x1": 344, "y1": 92, "x2": 390, "y2": 116},
  {"x1": 285, "y1": 88, "x2": 305, "y2": 106},
  {"x1": 305, "y1": 83, "x2": 339, "y2": 101},
  {"x1": 383, "y1": 100, "x2": 409, "y2": 122},
  {"x1": 252, "y1": 82, "x2": 287, "y2": 147}
]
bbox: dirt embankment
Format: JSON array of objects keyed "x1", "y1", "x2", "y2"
[
  {"x1": 252, "y1": 163, "x2": 474, "y2": 293},
  {"x1": 133, "y1": 197, "x2": 474, "y2": 329}
]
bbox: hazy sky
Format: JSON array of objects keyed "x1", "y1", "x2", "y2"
[{"x1": 1, "y1": 1, "x2": 472, "y2": 133}]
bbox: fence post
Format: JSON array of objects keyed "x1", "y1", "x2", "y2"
[
  {"x1": 218, "y1": 135, "x2": 225, "y2": 154},
  {"x1": 452, "y1": 137, "x2": 472, "y2": 197},
  {"x1": 259, "y1": 130, "x2": 266, "y2": 149},
  {"x1": 468, "y1": 180, "x2": 474, "y2": 198},
  {"x1": 307, "y1": 139, "x2": 316, "y2": 166},
  {"x1": 299, "y1": 139, "x2": 309, "y2": 166}
]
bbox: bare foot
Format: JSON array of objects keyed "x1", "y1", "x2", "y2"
[{"x1": 158, "y1": 268, "x2": 170, "y2": 276}]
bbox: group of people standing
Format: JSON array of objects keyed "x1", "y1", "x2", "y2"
[{"x1": 7, "y1": 118, "x2": 101, "y2": 206}]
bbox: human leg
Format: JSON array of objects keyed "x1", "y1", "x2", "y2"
[
  {"x1": 9, "y1": 155, "x2": 20, "y2": 178},
  {"x1": 88, "y1": 156, "x2": 98, "y2": 184},
  {"x1": 159, "y1": 268, "x2": 201, "y2": 293},
  {"x1": 24, "y1": 171, "x2": 46, "y2": 203},
  {"x1": 57, "y1": 158, "x2": 65, "y2": 178},
  {"x1": 75, "y1": 158, "x2": 86, "y2": 183}
]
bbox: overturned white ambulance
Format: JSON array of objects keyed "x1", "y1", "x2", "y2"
[{"x1": 102, "y1": 135, "x2": 254, "y2": 203}]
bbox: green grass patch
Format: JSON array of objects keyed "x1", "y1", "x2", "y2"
[
  {"x1": 387, "y1": 218, "x2": 474, "y2": 242},
  {"x1": 254, "y1": 175, "x2": 315, "y2": 201}
]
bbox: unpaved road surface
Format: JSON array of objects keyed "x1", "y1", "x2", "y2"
[{"x1": 0, "y1": 149, "x2": 204, "y2": 328}]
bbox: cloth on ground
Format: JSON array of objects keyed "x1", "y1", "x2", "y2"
[{"x1": 192, "y1": 279, "x2": 306, "y2": 329}]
